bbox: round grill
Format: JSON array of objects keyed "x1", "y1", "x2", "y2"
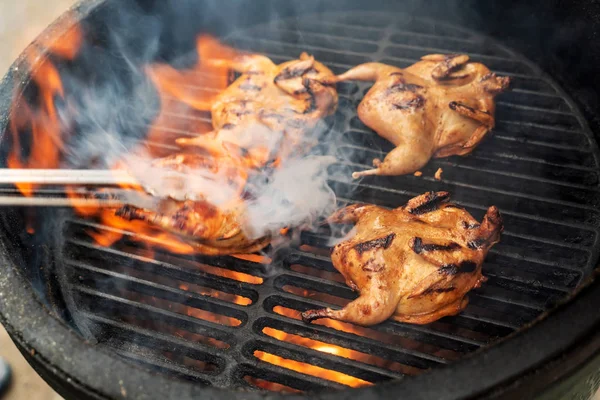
[{"x1": 1, "y1": 2, "x2": 599, "y2": 399}]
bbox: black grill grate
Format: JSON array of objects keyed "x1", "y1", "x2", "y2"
[{"x1": 56, "y1": 11, "x2": 600, "y2": 393}]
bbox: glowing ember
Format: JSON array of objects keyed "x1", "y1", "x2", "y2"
[
  {"x1": 273, "y1": 305, "x2": 458, "y2": 363},
  {"x1": 253, "y1": 350, "x2": 372, "y2": 388},
  {"x1": 118, "y1": 291, "x2": 240, "y2": 334},
  {"x1": 263, "y1": 327, "x2": 421, "y2": 375},
  {"x1": 232, "y1": 253, "x2": 272, "y2": 264},
  {"x1": 299, "y1": 244, "x2": 331, "y2": 257},
  {"x1": 282, "y1": 285, "x2": 348, "y2": 307},
  {"x1": 243, "y1": 376, "x2": 302, "y2": 393},
  {"x1": 178, "y1": 283, "x2": 251, "y2": 306}
]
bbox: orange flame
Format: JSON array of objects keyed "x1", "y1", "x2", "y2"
[
  {"x1": 254, "y1": 351, "x2": 371, "y2": 388},
  {"x1": 146, "y1": 35, "x2": 238, "y2": 113},
  {"x1": 3, "y1": 26, "x2": 402, "y2": 391},
  {"x1": 144, "y1": 35, "x2": 238, "y2": 148},
  {"x1": 178, "y1": 283, "x2": 251, "y2": 306},
  {"x1": 269, "y1": 307, "x2": 424, "y2": 376},
  {"x1": 243, "y1": 376, "x2": 302, "y2": 393},
  {"x1": 7, "y1": 17, "x2": 83, "y2": 196}
]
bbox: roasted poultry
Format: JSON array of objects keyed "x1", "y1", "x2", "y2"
[
  {"x1": 302, "y1": 192, "x2": 503, "y2": 326},
  {"x1": 177, "y1": 52, "x2": 338, "y2": 167},
  {"x1": 115, "y1": 153, "x2": 271, "y2": 255},
  {"x1": 115, "y1": 52, "x2": 338, "y2": 255},
  {"x1": 328, "y1": 55, "x2": 510, "y2": 177}
]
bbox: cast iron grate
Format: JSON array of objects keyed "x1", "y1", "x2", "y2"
[{"x1": 55, "y1": 11, "x2": 600, "y2": 393}]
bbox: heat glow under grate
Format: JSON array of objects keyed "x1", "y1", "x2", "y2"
[{"x1": 57, "y1": 11, "x2": 600, "y2": 393}]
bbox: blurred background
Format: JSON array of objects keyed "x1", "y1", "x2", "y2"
[{"x1": 0, "y1": 1, "x2": 76, "y2": 397}]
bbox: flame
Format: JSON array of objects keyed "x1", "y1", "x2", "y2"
[
  {"x1": 4, "y1": 27, "x2": 399, "y2": 390},
  {"x1": 263, "y1": 327, "x2": 369, "y2": 362},
  {"x1": 178, "y1": 283, "x2": 251, "y2": 306},
  {"x1": 144, "y1": 35, "x2": 238, "y2": 147},
  {"x1": 262, "y1": 323, "x2": 419, "y2": 376},
  {"x1": 232, "y1": 253, "x2": 272, "y2": 264},
  {"x1": 7, "y1": 29, "x2": 278, "y2": 261},
  {"x1": 243, "y1": 376, "x2": 302, "y2": 393},
  {"x1": 254, "y1": 351, "x2": 371, "y2": 388},
  {"x1": 85, "y1": 209, "x2": 196, "y2": 254},
  {"x1": 147, "y1": 35, "x2": 237, "y2": 112},
  {"x1": 7, "y1": 17, "x2": 83, "y2": 196}
]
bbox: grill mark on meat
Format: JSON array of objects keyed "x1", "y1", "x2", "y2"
[
  {"x1": 221, "y1": 123, "x2": 236, "y2": 130},
  {"x1": 468, "y1": 238, "x2": 487, "y2": 249},
  {"x1": 439, "y1": 260, "x2": 478, "y2": 275},
  {"x1": 115, "y1": 205, "x2": 140, "y2": 221},
  {"x1": 411, "y1": 237, "x2": 460, "y2": 254},
  {"x1": 320, "y1": 81, "x2": 337, "y2": 88},
  {"x1": 232, "y1": 108, "x2": 255, "y2": 117},
  {"x1": 245, "y1": 70, "x2": 264, "y2": 75},
  {"x1": 422, "y1": 286, "x2": 456, "y2": 296},
  {"x1": 407, "y1": 191, "x2": 450, "y2": 215},
  {"x1": 461, "y1": 220, "x2": 481, "y2": 230},
  {"x1": 259, "y1": 111, "x2": 285, "y2": 122},
  {"x1": 390, "y1": 83, "x2": 424, "y2": 93},
  {"x1": 286, "y1": 118, "x2": 307, "y2": 129},
  {"x1": 449, "y1": 101, "x2": 491, "y2": 115},
  {"x1": 239, "y1": 83, "x2": 262, "y2": 92},
  {"x1": 303, "y1": 78, "x2": 317, "y2": 114},
  {"x1": 446, "y1": 73, "x2": 469, "y2": 80},
  {"x1": 393, "y1": 95, "x2": 425, "y2": 110},
  {"x1": 433, "y1": 54, "x2": 468, "y2": 80},
  {"x1": 354, "y1": 233, "x2": 396, "y2": 255},
  {"x1": 362, "y1": 258, "x2": 385, "y2": 272},
  {"x1": 274, "y1": 65, "x2": 313, "y2": 82}
]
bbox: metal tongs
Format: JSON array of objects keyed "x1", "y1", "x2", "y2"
[{"x1": 0, "y1": 168, "x2": 139, "y2": 208}]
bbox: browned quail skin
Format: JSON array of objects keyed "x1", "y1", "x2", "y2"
[
  {"x1": 302, "y1": 192, "x2": 503, "y2": 326},
  {"x1": 327, "y1": 54, "x2": 510, "y2": 178},
  {"x1": 176, "y1": 52, "x2": 338, "y2": 166}
]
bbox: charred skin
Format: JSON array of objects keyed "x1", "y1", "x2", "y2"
[
  {"x1": 114, "y1": 153, "x2": 270, "y2": 256},
  {"x1": 327, "y1": 55, "x2": 510, "y2": 178},
  {"x1": 115, "y1": 201, "x2": 271, "y2": 256},
  {"x1": 302, "y1": 192, "x2": 503, "y2": 326},
  {"x1": 115, "y1": 53, "x2": 338, "y2": 255}
]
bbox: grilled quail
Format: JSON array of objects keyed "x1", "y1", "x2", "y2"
[
  {"x1": 302, "y1": 192, "x2": 503, "y2": 326},
  {"x1": 115, "y1": 153, "x2": 270, "y2": 255},
  {"x1": 177, "y1": 52, "x2": 338, "y2": 166},
  {"x1": 328, "y1": 55, "x2": 509, "y2": 177}
]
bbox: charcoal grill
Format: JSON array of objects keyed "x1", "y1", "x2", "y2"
[{"x1": 1, "y1": 0, "x2": 600, "y2": 399}]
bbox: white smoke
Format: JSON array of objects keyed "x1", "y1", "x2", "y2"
[
  {"x1": 6, "y1": 0, "x2": 357, "y2": 260},
  {"x1": 243, "y1": 155, "x2": 337, "y2": 239}
]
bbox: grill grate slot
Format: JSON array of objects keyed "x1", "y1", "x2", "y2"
[{"x1": 55, "y1": 11, "x2": 600, "y2": 392}]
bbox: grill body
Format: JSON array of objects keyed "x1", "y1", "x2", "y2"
[{"x1": 1, "y1": 0, "x2": 600, "y2": 399}]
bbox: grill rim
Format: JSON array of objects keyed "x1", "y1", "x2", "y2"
[
  {"x1": 1, "y1": 0, "x2": 600, "y2": 399},
  {"x1": 3, "y1": 236, "x2": 600, "y2": 400}
]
